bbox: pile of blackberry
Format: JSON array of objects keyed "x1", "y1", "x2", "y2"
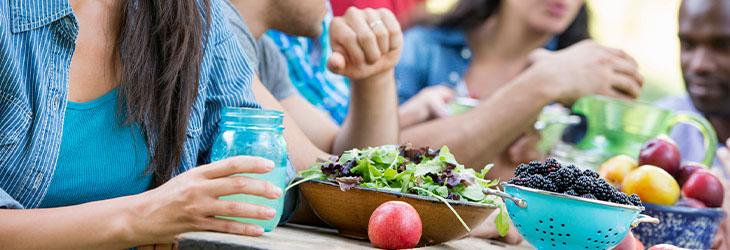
[{"x1": 508, "y1": 158, "x2": 643, "y2": 207}]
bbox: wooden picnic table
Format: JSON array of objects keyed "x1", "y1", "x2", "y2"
[{"x1": 177, "y1": 224, "x2": 535, "y2": 250}]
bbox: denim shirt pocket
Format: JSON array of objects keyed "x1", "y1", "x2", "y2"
[{"x1": 0, "y1": 92, "x2": 32, "y2": 165}]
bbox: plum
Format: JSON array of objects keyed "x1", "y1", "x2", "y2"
[
  {"x1": 639, "y1": 136, "x2": 681, "y2": 177},
  {"x1": 681, "y1": 169, "x2": 725, "y2": 207},
  {"x1": 676, "y1": 162, "x2": 704, "y2": 186}
]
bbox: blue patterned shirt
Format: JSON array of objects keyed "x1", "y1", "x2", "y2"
[
  {"x1": 266, "y1": 11, "x2": 351, "y2": 124},
  {"x1": 0, "y1": 0, "x2": 258, "y2": 209}
]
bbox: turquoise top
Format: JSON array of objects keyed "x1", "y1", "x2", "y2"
[{"x1": 39, "y1": 88, "x2": 152, "y2": 208}]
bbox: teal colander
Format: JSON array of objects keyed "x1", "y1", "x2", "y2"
[{"x1": 484, "y1": 183, "x2": 660, "y2": 250}]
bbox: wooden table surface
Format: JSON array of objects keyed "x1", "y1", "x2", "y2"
[{"x1": 177, "y1": 225, "x2": 535, "y2": 250}]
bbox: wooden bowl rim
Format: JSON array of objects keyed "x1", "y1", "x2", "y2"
[{"x1": 301, "y1": 179, "x2": 498, "y2": 209}]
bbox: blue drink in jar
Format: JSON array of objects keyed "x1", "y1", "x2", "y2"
[{"x1": 211, "y1": 107, "x2": 288, "y2": 232}]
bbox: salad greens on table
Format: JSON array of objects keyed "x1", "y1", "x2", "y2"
[{"x1": 288, "y1": 144, "x2": 510, "y2": 236}]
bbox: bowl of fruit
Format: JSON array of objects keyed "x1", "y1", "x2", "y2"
[
  {"x1": 598, "y1": 136, "x2": 727, "y2": 249},
  {"x1": 493, "y1": 159, "x2": 659, "y2": 250},
  {"x1": 289, "y1": 144, "x2": 503, "y2": 246}
]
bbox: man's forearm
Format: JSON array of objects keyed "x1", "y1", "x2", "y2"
[
  {"x1": 400, "y1": 70, "x2": 557, "y2": 169},
  {"x1": 333, "y1": 71, "x2": 400, "y2": 154},
  {"x1": 253, "y1": 78, "x2": 331, "y2": 170}
]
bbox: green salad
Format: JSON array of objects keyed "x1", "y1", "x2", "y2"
[{"x1": 289, "y1": 144, "x2": 510, "y2": 235}]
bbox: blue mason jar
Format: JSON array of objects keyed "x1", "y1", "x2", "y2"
[{"x1": 211, "y1": 107, "x2": 288, "y2": 232}]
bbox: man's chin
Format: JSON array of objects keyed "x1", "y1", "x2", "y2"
[
  {"x1": 281, "y1": 24, "x2": 323, "y2": 39},
  {"x1": 307, "y1": 25, "x2": 324, "y2": 39},
  {"x1": 691, "y1": 98, "x2": 730, "y2": 117}
]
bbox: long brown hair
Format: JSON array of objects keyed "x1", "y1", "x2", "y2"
[
  {"x1": 437, "y1": 0, "x2": 590, "y2": 49},
  {"x1": 118, "y1": 0, "x2": 210, "y2": 187}
]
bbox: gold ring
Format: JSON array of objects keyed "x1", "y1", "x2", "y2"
[{"x1": 369, "y1": 20, "x2": 384, "y2": 29}]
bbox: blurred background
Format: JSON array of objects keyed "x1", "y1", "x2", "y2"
[{"x1": 422, "y1": 0, "x2": 684, "y2": 102}]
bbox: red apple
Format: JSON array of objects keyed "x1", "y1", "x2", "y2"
[
  {"x1": 639, "y1": 136, "x2": 682, "y2": 176},
  {"x1": 676, "y1": 197, "x2": 707, "y2": 208},
  {"x1": 682, "y1": 169, "x2": 725, "y2": 207},
  {"x1": 676, "y1": 162, "x2": 704, "y2": 186},
  {"x1": 368, "y1": 201, "x2": 422, "y2": 249}
]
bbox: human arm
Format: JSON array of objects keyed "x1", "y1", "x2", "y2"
[
  {"x1": 281, "y1": 72, "x2": 400, "y2": 155},
  {"x1": 400, "y1": 72, "x2": 555, "y2": 169},
  {"x1": 0, "y1": 157, "x2": 282, "y2": 249},
  {"x1": 325, "y1": 7, "x2": 402, "y2": 154},
  {"x1": 401, "y1": 41, "x2": 643, "y2": 169},
  {"x1": 398, "y1": 85, "x2": 455, "y2": 128},
  {"x1": 252, "y1": 77, "x2": 331, "y2": 171},
  {"x1": 269, "y1": 8, "x2": 402, "y2": 155}
]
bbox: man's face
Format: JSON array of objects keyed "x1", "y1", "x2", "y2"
[
  {"x1": 679, "y1": 0, "x2": 730, "y2": 116},
  {"x1": 269, "y1": 0, "x2": 327, "y2": 38}
]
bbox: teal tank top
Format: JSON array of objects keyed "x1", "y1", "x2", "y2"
[{"x1": 39, "y1": 88, "x2": 152, "y2": 208}]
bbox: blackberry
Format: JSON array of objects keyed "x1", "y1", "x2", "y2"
[
  {"x1": 571, "y1": 176, "x2": 594, "y2": 195},
  {"x1": 515, "y1": 160, "x2": 550, "y2": 177},
  {"x1": 564, "y1": 189, "x2": 579, "y2": 196},
  {"x1": 582, "y1": 169, "x2": 600, "y2": 179},
  {"x1": 628, "y1": 194, "x2": 643, "y2": 207},
  {"x1": 547, "y1": 167, "x2": 577, "y2": 192},
  {"x1": 514, "y1": 163, "x2": 532, "y2": 178},
  {"x1": 610, "y1": 192, "x2": 630, "y2": 205},
  {"x1": 564, "y1": 164, "x2": 583, "y2": 178},
  {"x1": 526, "y1": 174, "x2": 550, "y2": 190},
  {"x1": 580, "y1": 193, "x2": 597, "y2": 200},
  {"x1": 508, "y1": 177, "x2": 530, "y2": 187},
  {"x1": 542, "y1": 179, "x2": 559, "y2": 193},
  {"x1": 543, "y1": 158, "x2": 562, "y2": 168},
  {"x1": 592, "y1": 181, "x2": 615, "y2": 201},
  {"x1": 528, "y1": 160, "x2": 542, "y2": 167},
  {"x1": 536, "y1": 158, "x2": 562, "y2": 175}
]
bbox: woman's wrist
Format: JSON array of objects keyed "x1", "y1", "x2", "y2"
[
  {"x1": 512, "y1": 65, "x2": 562, "y2": 105},
  {"x1": 114, "y1": 193, "x2": 154, "y2": 246}
]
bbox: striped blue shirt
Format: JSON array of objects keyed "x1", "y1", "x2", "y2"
[
  {"x1": 0, "y1": 0, "x2": 258, "y2": 209},
  {"x1": 266, "y1": 6, "x2": 351, "y2": 124}
]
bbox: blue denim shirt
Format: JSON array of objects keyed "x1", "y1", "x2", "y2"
[
  {"x1": 395, "y1": 26, "x2": 558, "y2": 103},
  {"x1": 0, "y1": 0, "x2": 258, "y2": 209}
]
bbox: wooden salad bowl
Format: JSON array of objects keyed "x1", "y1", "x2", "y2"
[{"x1": 298, "y1": 179, "x2": 498, "y2": 245}]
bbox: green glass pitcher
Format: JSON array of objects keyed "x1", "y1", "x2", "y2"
[{"x1": 572, "y1": 95, "x2": 718, "y2": 166}]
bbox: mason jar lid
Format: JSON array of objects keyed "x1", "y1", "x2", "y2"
[{"x1": 220, "y1": 107, "x2": 284, "y2": 131}]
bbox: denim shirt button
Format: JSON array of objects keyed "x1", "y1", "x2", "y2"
[
  {"x1": 461, "y1": 48, "x2": 471, "y2": 60},
  {"x1": 449, "y1": 71, "x2": 460, "y2": 83}
]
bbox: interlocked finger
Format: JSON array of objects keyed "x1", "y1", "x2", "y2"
[{"x1": 364, "y1": 8, "x2": 388, "y2": 56}]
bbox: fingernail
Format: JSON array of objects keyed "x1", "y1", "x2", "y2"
[
  {"x1": 254, "y1": 226, "x2": 264, "y2": 235},
  {"x1": 266, "y1": 208, "x2": 277, "y2": 218},
  {"x1": 265, "y1": 160, "x2": 275, "y2": 170},
  {"x1": 273, "y1": 187, "x2": 283, "y2": 197}
]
